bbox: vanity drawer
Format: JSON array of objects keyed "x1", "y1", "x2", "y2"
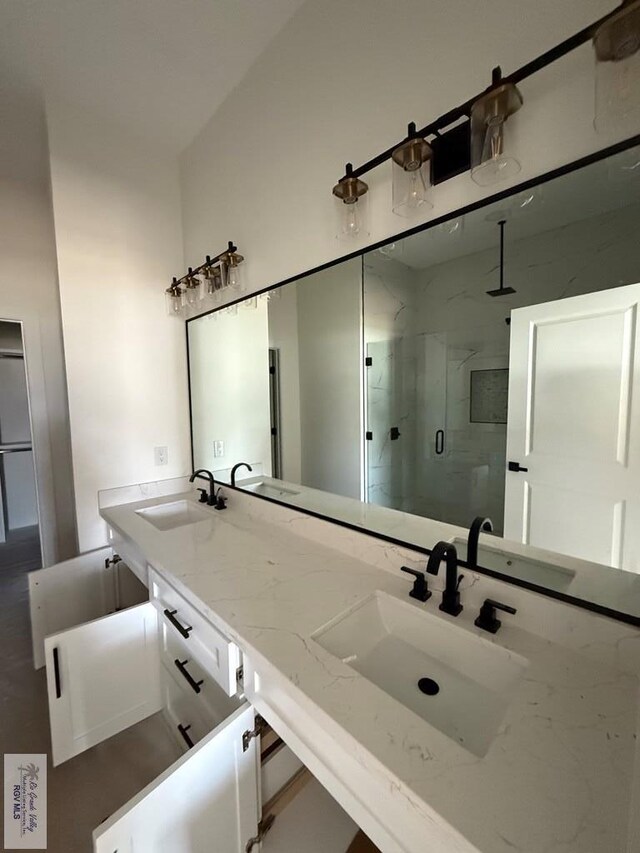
[
  {"x1": 161, "y1": 628, "x2": 243, "y2": 729},
  {"x1": 149, "y1": 567, "x2": 241, "y2": 697},
  {"x1": 161, "y1": 659, "x2": 212, "y2": 750}
]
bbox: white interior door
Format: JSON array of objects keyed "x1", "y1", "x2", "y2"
[
  {"x1": 29, "y1": 546, "x2": 117, "y2": 670},
  {"x1": 504, "y1": 283, "x2": 640, "y2": 572},
  {"x1": 45, "y1": 602, "x2": 162, "y2": 765},
  {"x1": 93, "y1": 703, "x2": 259, "y2": 853}
]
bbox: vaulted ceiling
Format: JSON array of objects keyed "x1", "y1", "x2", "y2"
[{"x1": 0, "y1": 0, "x2": 306, "y2": 151}]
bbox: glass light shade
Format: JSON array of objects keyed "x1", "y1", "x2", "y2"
[
  {"x1": 471, "y1": 82, "x2": 523, "y2": 186},
  {"x1": 182, "y1": 272, "x2": 202, "y2": 308},
  {"x1": 392, "y1": 160, "x2": 432, "y2": 217},
  {"x1": 165, "y1": 287, "x2": 184, "y2": 317},
  {"x1": 204, "y1": 263, "x2": 225, "y2": 302},
  {"x1": 226, "y1": 260, "x2": 244, "y2": 291},
  {"x1": 391, "y1": 136, "x2": 433, "y2": 217},
  {"x1": 333, "y1": 169, "x2": 369, "y2": 241},
  {"x1": 594, "y1": 1, "x2": 640, "y2": 133},
  {"x1": 335, "y1": 194, "x2": 369, "y2": 241}
]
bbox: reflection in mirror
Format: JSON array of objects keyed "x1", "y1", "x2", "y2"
[
  {"x1": 188, "y1": 143, "x2": 640, "y2": 622},
  {"x1": 189, "y1": 258, "x2": 363, "y2": 501}
]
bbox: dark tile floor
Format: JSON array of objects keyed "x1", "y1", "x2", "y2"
[{"x1": 0, "y1": 526, "x2": 181, "y2": 852}]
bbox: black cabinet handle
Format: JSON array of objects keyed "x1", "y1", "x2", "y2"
[
  {"x1": 163, "y1": 608, "x2": 193, "y2": 639},
  {"x1": 508, "y1": 461, "x2": 528, "y2": 472},
  {"x1": 177, "y1": 723, "x2": 194, "y2": 749},
  {"x1": 435, "y1": 430, "x2": 444, "y2": 455},
  {"x1": 53, "y1": 647, "x2": 62, "y2": 698},
  {"x1": 174, "y1": 659, "x2": 204, "y2": 694},
  {"x1": 389, "y1": 426, "x2": 401, "y2": 441}
]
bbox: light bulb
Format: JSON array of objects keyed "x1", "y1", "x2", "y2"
[{"x1": 406, "y1": 169, "x2": 424, "y2": 210}]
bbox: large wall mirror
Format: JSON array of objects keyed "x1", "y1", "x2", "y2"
[{"x1": 188, "y1": 142, "x2": 640, "y2": 623}]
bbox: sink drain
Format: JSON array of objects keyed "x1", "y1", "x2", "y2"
[{"x1": 418, "y1": 677, "x2": 440, "y2": 696}]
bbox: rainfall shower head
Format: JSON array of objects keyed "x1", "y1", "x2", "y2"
[{"x1": 487, "y1": 219, "x2": 516, "y2": 297}]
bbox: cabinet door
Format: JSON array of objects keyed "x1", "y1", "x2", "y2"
[
  {"x1": 29, "y1": 546, "x2": 116, "y2": 670},
  {"x1": 93, "y1": 703, "x2": 260, "y2": 853},
  {"x1": 45, "y1": 602, "x2": 162, "y2": 766}
]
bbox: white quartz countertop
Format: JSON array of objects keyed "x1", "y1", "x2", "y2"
[{"x1": 101, "y1": 492, "x2": 639, "y2": 853}]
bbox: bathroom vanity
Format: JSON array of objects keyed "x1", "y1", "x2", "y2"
[{"x1": 29, "y1": 481, "x2": 640, "y2": 852}]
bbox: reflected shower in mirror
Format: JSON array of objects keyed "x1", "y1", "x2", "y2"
[{"x1": 188, "y1": 143, "x2": 640, "y2": 621}]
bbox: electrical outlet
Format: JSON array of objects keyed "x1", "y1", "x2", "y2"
[
  {"x1": 154, "y1": 446, "x2": 168, "y2": 466},
  {"x1": 213, "y1": 440, "x2": 225, "y2": 458}
]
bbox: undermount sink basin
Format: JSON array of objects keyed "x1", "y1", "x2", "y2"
[
  {"x1": 451, "y1": 539, "x2": 575, "y2": 592},
  {"x1": 242, "y1": 481, "x2": 300, "y2": 499},
  {"x1": 136, "y1": 499, "x2": 212, "y2": 531},
  {"x1": 312, "y1": 592, "x2": 528, "y2": 757}
]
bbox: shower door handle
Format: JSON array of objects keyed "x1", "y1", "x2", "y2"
[{"x1": 435, "y1": 430, "x2": 444, "y2": 455}]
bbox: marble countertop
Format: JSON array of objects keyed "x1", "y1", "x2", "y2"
[{"x1": 101, "y1": 491, "x2": 639, "y2": 853}]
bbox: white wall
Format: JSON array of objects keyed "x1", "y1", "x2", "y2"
[
  {"x1": 0, "y1": 83, "x2": 76, "y2": 563},
  {"x1": 47, "y1": 99, "x2": 190, "y2": 552},
  {"x1": 296, "y1": 260, "x2": 362, "y2": 499},
  {"x1": 180, "y1": 0, "x2": 628, "y2": 306},
  {"x1": 189, "y1": 301, "x2": 272, "y2": 478}
]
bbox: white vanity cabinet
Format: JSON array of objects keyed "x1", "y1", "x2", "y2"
[
  {"x1": 29, "y1": 545, "x2": 148, "y2": 670},
  {"x1": 34, "y1": 552, "x2": 368, "y2": 851},
  {"x1": 42, "y1": 561, "x2": 244, "y2": 765}
]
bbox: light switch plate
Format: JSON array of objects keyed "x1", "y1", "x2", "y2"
[
  {"x1": 154, "y1": 446, "x2": 168, "y2": 466},
  {"x1": 213, "y1": 440, "x2": 225, "y2": 458}
]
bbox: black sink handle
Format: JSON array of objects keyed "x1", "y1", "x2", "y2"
[
  {"x1": 474, "y1": 598, "x2": 517, "y2": 634},
  {"x1": 401, "y1": 566, "x2": 432, "y2": 602}
]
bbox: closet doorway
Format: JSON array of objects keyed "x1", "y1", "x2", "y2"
[{"x1": 0, "y1": 320, "x2": 41, "y2": 572}]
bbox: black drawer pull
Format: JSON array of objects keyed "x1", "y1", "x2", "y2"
[
  {"x1": 174, "y1": 658, "x2": 204, "y2": 694},
  {"x1": 435, "y1": 429, "x2": 444, "y2": 455},
  {"x1": 53, "y1": 647, "x2": 62, "y2": 698},
  {"x1": 177, "y1": 723, "x2": 194, "y2": 749},
  {"x1": 163, "y1": 608, "x2": 193, "y2": 639}
]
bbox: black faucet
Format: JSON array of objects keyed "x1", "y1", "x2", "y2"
[
  {"x1": 230, "y1": 462, "x2": 253, "y2": 487},
  {"x1": 426, "y1": 541, "x2": 464, "y2": 616},
  {"x1": 467, "y1": 516, "x2": 493, "y2": 569},
  {"x1": 189, "y1": 469, "x2": 227, "y2": 510}
]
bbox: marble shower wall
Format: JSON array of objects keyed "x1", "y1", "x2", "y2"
[{"x1": 364, "y1": 200, "x2": 640, "y2": 532}]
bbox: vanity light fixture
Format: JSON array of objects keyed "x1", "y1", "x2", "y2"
[
  {"x1": 593, "y1": 0, "x2": 640, "y2": 132},
  {"x1": 332, "y1": 163, "x2": 369, "y2": 240},
  {"x1": 165, "y1": 241, "x2": 244, "y2": 318},
  {"x1": 203, "y1": 256, "x2": 225, "y2": 302},
  {"x1": 470, "y1": 68, "x2": 523, "y2": 186},
  {"x1": 165, "y1": 278, "x2": 184, "y2": 316},
  {"x1": 183, "y1": 268, "x2": 202, "y2": 308},
  {"x1": 391, "y1": 123, "x2": 433, "y2": 217},
  {"x1": 220, "y1": 243, "x2": 245, "y2": 291},
  {"x1": 332, "y1": 6, "x2": 634, "y2": 212}
]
